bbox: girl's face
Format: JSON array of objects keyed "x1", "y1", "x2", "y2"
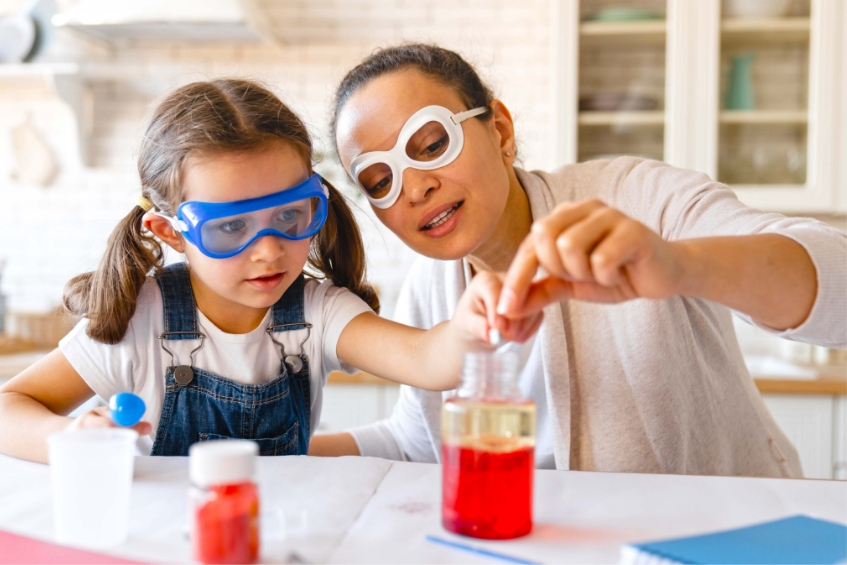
[
  {"x1": 156, "y1": 143, "x2": 312, "y2": 314},
  {"x1": 335, "y1": 69, "x2": 515, "y2": 261}
]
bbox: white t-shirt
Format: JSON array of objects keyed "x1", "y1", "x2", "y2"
[{"x1": 60, "y1": 275, "x2": 372, "y2": 454}]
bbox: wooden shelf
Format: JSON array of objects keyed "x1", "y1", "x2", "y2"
[
  {"x1": 720, "y1": 110, "x2": 808, "y2": 124},
  {"x1": 580, "y1": 20, "x2": 666, "y2": 47},
  {"x1": 755, "y1": 363, "x2": 847, "y2": 395},
  {"x1": 0, "y1": 62, "x2": 80, "y2": 78},
  {"x1": 328, "y1": 371, "x2": 398, "y2": 386},
  {"x1": 578, "y1": 110, "x2": 664, "y2": 126},
  {"x1": 722, "y1": 17, "x2": 810, "y2": 46}
]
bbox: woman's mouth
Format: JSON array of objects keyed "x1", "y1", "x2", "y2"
[
  {"x1": 421, "y1": 201, "x2": 464, "y2": 235},
  {"x1": 246, "y1": 272, "x2": 285, "y2": 291}
]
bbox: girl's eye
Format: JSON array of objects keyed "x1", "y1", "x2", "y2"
[
  {"x1": 218, "y1": 219, "x2": 246, "y2": 233},
  {"x1": 279, "y1": 208, "x2": 299, "y2": 222}
]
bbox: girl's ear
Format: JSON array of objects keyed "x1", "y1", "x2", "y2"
[
  {"x1": 142, "y1": 212, "x2": 186, "y2": 253},
  {"x1": 489, "y1": 99, "x2": 516, "y2": 164}
]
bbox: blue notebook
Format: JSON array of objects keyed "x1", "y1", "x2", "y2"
[{"x1": 621, "y1": 515, "x2": 847, "y2": 564}]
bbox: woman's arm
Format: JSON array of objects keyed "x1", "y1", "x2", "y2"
[
  {"x1": 498, "y1": 199, "x2": 817, "y2": 331},
  {"x1": 337, "y1": 272, "x2": 543, "y2": 391},
  {"x1": 0, "y1": 349, "x2": 151, "y2": 463}
]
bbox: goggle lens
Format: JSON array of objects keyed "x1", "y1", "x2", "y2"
[
  {"x1": 405, "y1": 121, "x2": 451, "y2": 162},
  {"x1": 356, "y1": 120, "x2": 453, "y2": 199},
  {"x1": 199, "y1": 196, "x2": 323, "y2": 255},
  {"x1": 357, "y1": 162, "x2": 394, "y2": 200}
]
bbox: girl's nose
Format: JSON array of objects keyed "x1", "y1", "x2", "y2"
[
  {"x1": 247, "y1": 234, "x2": 286, "y2": 261},
  {"x1": 401, "y1": 169, "x2": 439, "y2": 204}
]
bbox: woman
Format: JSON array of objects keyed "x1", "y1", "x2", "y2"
[{"x1": 310, "y1": 44, "x2": 846, "y2": 477}]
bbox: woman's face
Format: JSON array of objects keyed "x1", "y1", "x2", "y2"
[{"x1": 335, "y1": 69, "x2": 515, "y2": 261}]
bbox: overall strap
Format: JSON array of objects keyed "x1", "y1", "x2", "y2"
[
  {"x1": 268, "y1": 274, "x2": 311, "y2": 372},
  {"x1": 269, "y1": 273, "x2": 308, "y2": 332},
  {"x1": 154, "y1": 263, "x2": 203, "y2": 341}
]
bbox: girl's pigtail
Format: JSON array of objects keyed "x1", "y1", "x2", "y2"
[
  {"x1": 309, "y1": 179, "x2": 380, "y2": 314},
  {"x1": 63, "y1": 205, "x2": 164, "y2": 344}
]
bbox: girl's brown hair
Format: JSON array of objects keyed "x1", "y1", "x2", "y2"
[
  {"x1": 64, "y1": 79, "x2": 379, "y2": 344},
  {"x1": 331, "y1": 43, "x2": 496, "y2": 157}
]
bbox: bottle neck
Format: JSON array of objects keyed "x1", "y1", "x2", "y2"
[{"x1": 458, "y1": 350, "x2": 521, "y2": 400}]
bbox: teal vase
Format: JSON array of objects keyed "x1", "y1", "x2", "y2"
[{"x1": 726, "y1": 54, "x2": 755, "y2": 110}]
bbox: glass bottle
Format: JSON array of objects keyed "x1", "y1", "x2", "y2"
[
  {"x1": 189, "y1": 440, "x2": 260, "y2": 564},
  {"x1": 441, "y1": 350, "x2": 536, "y2": 540}
]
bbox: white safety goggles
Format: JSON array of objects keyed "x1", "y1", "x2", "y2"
[{"x1": 348, "y1": 105, "x2": 488, "y2": 209}]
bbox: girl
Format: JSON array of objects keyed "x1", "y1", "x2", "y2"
[
  {"x1": 0, "y1": 79, "x2": 540, "y2": 463},
  {"x1": 311, "y1": 44, "x2": 846, "y2": 477}
]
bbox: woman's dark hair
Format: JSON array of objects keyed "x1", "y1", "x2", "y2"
[
  {"x1": 331, "y1": 43, "x2": 496, "y2": 157},
  {"x1": 64, "y1": 79, "x2": 379, "y2": 344}
]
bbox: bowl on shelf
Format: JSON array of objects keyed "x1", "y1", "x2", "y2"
[
  {"x1": 579, "y1": 92, "x2": 659, "y2": 112},
  {"x1": 0, "y1": 14, "x2": 36, "y2": 63},
  {"x1": 722, "y1": 0, "x2": 792, "y2": 18},
  {"x1": 583, "y1": 8, "x2": 665, "y2": 22}
]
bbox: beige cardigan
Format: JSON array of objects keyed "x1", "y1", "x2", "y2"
[{"x1": 351, "y1": 158, "x2": 847, "y2": 477}]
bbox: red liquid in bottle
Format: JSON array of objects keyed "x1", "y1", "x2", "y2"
[
  {"x1": 441, "y1": 442, "x2": 534, "y2": 539},
  {"x1": 194, "y1": 482, "x2": 259, "y2": 564}
]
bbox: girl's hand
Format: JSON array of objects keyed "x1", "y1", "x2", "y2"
[
  {"x1": 67, "y1": 406, "x2": 153, "y2": 436},
  {"x1": 454, "y1": 271, "x2": 545, "y2": 346},
  {"x1": 497, "y1": 199, "x2": 687, "y2": 318}
]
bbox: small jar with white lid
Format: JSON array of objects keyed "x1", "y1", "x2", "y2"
[{"x1": 189, "y1": 440, "x2": 260, "y2": 564}]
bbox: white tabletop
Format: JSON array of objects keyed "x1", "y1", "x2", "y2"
[{"x1": 0, "y1": 453, "x2": 844, "y2": 564}]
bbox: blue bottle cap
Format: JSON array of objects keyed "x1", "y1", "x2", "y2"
[{"x1": 109, "y1": 392, "x2": 146, "y2": 427}]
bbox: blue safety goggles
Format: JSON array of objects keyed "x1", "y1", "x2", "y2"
[{"x1": 155, "y1": 174, "x2": 329, "y2": 259}]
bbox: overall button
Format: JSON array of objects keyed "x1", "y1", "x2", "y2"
[
  {"x1": 174, "y1": 365, "x2": 194, "y2": 386},
  {"x1": 284, "y1": 355, "x2": 303, "y2": 374}
]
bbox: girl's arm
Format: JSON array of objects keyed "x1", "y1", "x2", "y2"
[
  {"x1": 336, "y1": 272, "x2": 543, "y2": 391},
  {"x1": 308, "y1": 432, "x2": 360, "y2": 456},
  {"x1": 0, "y1": 349, "x2": 151, "y2": 464}
]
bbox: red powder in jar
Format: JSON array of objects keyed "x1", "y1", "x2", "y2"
[{"x1": 194, "y1": 482, "x2": 259, "y2": 564}]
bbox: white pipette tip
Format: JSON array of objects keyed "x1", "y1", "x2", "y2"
[{"x1": 488, "y1": 328, "x2": 503, "y2": 347}]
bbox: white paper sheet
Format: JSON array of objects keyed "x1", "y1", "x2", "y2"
[
  {"x1": 0, "y1": 454, "x2": 393, "y2": 564},
  {"x1": 329, "y1": 462, "x2": 847, "y2": 564}
]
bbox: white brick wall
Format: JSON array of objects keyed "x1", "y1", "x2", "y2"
[{"x1": 0, "y1": 0, "x2": 555, "y2": 315}]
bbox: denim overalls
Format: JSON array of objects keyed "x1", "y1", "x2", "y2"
[{"x1": 150, "y1": 263, "x2": 311, "y2": 456}]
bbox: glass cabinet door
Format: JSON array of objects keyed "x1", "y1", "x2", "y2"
[
  {"x1": 577, "y1": 0, "x2": 667, "y2": 163},
  {"x1": 718, "y1": 0, "x2": 811, "y2": 187}
]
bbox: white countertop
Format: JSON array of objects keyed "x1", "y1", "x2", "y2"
[{"x1": 0, "y1": 454, "x2": 844, "y2": 564}]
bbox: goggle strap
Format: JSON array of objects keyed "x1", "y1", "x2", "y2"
[
  {"x1": 149, "y1": 211, "x2": 188, "y2": 233},
  {"x1": 450, "y1": 106, "x2": 488, "y2": 125}
]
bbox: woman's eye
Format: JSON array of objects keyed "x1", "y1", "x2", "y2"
[
  {"x1": 218, "y1": 219, "x2": 246, "y2": 233},
  {"x1": 422, "y1": 135, "x2": 448, "y2": 157},
  {"x1": 367, "y1": 174, "x2": 392, "y2": 196}
]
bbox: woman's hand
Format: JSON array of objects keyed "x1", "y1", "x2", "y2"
[
  {"x1": 453, "y1": 271, "x2": 545, "y2": 346},
  {"x1": 67, "y1": 406, "x2": 153, "y2": 436},
  {"x1": 497, "y1": 199, "x2": 688, "y2": 317}
]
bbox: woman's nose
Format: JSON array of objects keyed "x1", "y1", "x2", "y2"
[{"x1": 401, "y1": 168, "x2": 439, "y2": 204}]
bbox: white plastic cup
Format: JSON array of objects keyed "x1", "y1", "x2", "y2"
[{"x1": 47, "y1": 428, "x2": 138, "y2": 547}]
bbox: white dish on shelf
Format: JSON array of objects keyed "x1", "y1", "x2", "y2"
[
  {"x1": 722, "y1": 0, "x2": 791, "y2": 19},
  {"x1": 0, "y1": 14, "x2": 36, "y2": 63}
]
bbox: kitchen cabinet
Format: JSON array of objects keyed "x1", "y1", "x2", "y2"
[
  {"x1": 761, "y1": 393, "x2": 834, "y2": 478},
  {"x1": 834, "y1": 395, "x2": 847, "y2": 479},
  {"x1": 317, "y1": 381, "x2": 400, "y2": 434},
  {"x1": 761, "y1": 392, "x2": 847, "y2": 480},
  {"x1": 552, "y1": 0, "x2": 846, "y2": 214}
]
